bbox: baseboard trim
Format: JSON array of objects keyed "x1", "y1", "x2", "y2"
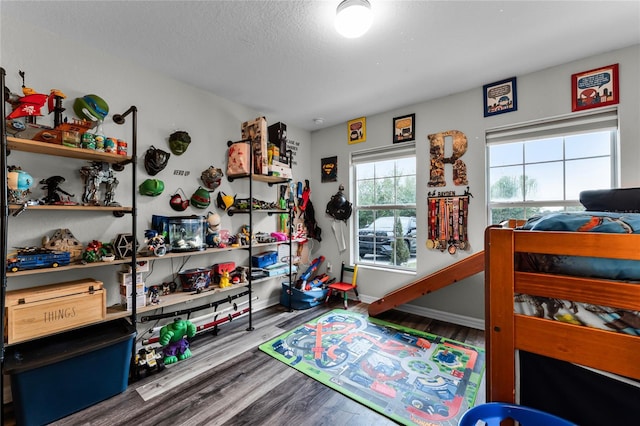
[{"x1": 262, "y1": 294, "x2": 485, "y2": 331}]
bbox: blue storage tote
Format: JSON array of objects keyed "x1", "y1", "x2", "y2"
[
  {"x1": 280, "y1": 282, "x2": 328, "y2": 310},
  {"x1": 4, "y1": 319, "x2": 135, "y2": 426},
  {"x1": 252, "y1": 250, "x2": 278, "y2": 268}
]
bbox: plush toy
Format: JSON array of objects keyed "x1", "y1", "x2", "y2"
[{"x1": 159, "y1": 317, "x2": 197, "y2": 365}]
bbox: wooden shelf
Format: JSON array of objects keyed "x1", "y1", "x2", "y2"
[
  {"x1": 9, "y1": 204, "x2": 133, "y2": 213},
  {"x1": 7, "y1": 136, "x2": 132, "y2": 164},
  {"x1": 106, "y1": 272, "x2": 291, "y2": 318},
  {"x1": 227, "y1": 208, "x2": 288, "y2": 216},
  {"x1": 6, "y1": 240, "x2": 299, "y2": 276}
]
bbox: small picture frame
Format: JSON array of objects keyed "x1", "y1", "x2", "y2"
[
  {"x1": 571, "y1": 63, "x2": 619, "y2": 112},
  {"x1": 348, "y1": 117, "x2": 366, "y2": 144},
  {"x1": 393, "y1": 113, "x2": 415, "y2": 143},
  {"x1": 483, "y1": 77, "x2": 517, "y2": 117},
  {"x1": 321, "y1": 156, "x2": 338, "y2": 183}
]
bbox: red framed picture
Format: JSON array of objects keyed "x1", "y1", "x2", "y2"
[{"x1": 571, "y1": 63, "x2": 619, "y2": 112}]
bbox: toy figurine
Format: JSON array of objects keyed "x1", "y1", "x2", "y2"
[
  {"x1": 39, "y1": 176, "x2": 76, "y2": 205},
  {"x1": 79, "y1": 161, "x2": 119, "y2": 206},
  {"x1": 144, "y1": 229, "x2": 167, "y2": 256},
  {"x1": 159, "y1": 317, "x2": 196, "y2": 365},
  {"x1": 219, "y1": 270, "x2": 231, "y2": 288},
  {"x1": 7, "y1": 166, "x2": 34, "y2": 204}
]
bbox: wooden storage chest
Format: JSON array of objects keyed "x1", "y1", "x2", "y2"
[{"x1": 5, "y1": 278, "x2": 106, "y2": 344}]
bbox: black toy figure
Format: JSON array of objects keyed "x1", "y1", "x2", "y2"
[{"x1": 40, "y1": 176, "x2": 75, "y2": 205}]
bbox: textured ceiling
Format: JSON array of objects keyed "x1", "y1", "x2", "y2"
[{"x1": 2, "y1": 0, "x2": 639, "y2": 131}]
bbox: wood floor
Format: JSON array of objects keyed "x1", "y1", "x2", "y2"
[{"x1": 3, "y1": 300, "x2": 485, "y2": 425}]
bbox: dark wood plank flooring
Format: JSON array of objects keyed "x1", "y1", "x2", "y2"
[{"x1": 3, "y1": 301, "x2": 485, "y2": 425}]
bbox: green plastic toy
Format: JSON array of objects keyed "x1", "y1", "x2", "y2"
[{"x1": 159, "y1": 317, "x2": 197, "y2": 365}]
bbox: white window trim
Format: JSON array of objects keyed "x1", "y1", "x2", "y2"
[
  {"x1": 485, "y1": 108, "x2": 619, "y2": 224},
  {"x1": 351, "y1": 142, "x2": 417, "y2": 270}
]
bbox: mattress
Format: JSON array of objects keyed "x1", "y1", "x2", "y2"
[{"x1": 515, "y1": 211, "x2": 640, "y2": 336}]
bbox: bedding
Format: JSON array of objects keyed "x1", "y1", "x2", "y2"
[{"x1": 515, "y1": 211, "x2": 640, "y2": 336}]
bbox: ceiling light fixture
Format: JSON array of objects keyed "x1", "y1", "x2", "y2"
[{"x1": 335, "y1": 0, "x2": 373, "y2": 39}]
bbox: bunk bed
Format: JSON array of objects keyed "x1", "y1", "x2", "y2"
[{"x1": 484, "y1": 208, "x2": 640, "y2": 425}]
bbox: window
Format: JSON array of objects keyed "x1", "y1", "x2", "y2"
[
  {"x1": 486, "y1": 108, "x2": 618, "y2": 224},
  {"x1": 352, "y1": 143, "x2": 416, "y2": 270}
]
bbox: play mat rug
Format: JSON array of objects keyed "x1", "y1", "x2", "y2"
[{"x1": 259, "y1": 309, "x2": 485, "y2": 426}]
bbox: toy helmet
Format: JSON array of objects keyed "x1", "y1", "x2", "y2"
[
  {"x1": 190, "y1": 186, "x2": 211, "y2": 209},
  {"x1": 144, "y1": 145, "x2": 170, "y2": 176},
  {"x1": 201, "y1": 166, "x2": 224, "y2": 191},
  {"x1": 73, "y1": 94, "x2": 109, "y2": 122},
  {"x1": 216, "y1": 191, "x2": 235, "y2": 211},
  {"x1": 168, "y1": 130, "x2": 191, "y2": 156},
  {"x1": 139, "y1": 179, "x2": 165, "y2": 196},
  {"x1": 169, "y1": 188, "x2": 189, "y2": 211},
  {"x1": 326, "y1": 185, "x2": 352, "y2": 222}
]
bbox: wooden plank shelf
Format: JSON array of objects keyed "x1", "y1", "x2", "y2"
[{"x1": 7, "y1": 136, "x2": 132, "y2": 164}]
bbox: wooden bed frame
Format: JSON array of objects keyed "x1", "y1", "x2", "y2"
[{"x1": 484, "y1": 225, "x2": 640, "y2": 404}]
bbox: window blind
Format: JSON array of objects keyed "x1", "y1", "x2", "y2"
[
  {"x1": 486, "y1": 107, "x2": 618, "y2": 145},
  {"x1": 351, "y1": 142, "x2": 416, "y2": 164}
]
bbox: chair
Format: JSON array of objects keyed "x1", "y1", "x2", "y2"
[
  {"x1": 325, "y1": 262, "x2": 358, "y2": 309},
  {"x1": 458, "y1": 402, "x2": 577, "y2": 426}
]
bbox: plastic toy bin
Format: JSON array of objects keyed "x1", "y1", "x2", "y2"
[{"x1": 3, "y1": 319, "x2": 136, "y2": 426}]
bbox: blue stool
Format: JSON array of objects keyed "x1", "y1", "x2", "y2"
[{"x1": 459, "y1": 402, "x2": 577, "y2": 426}]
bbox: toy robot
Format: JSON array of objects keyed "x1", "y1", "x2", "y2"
[
  {"x1": 79, "y1": 161, "x2": 119, "y2": 206},
  {"x1": 159, "y1": 317, "x2": 196, "y2": 365}
]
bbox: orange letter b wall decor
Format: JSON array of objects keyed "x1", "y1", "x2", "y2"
[{"x1": 428, "y1": 130, "x2": 468, "y2": 187}]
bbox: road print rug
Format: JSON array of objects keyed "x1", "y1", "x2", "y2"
[{"x1": 259, "y1": 309, "x2": 485, "y2": 426}]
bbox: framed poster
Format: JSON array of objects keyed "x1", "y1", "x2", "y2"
[
  {"x1": 571, "y1": 63, "x2": 619, "y2": 112},
  {"x1": 483, "y1": 77, "x2": 517, "y2": 117},
  {"x1": 321, "y1": 156, "x2": 337, "y2": 183},
  {"x1": 348, "y1": 117, "x2": 366, "y2": 144},
  {"x1": 393, "y1": 113, "x2": 415, "y2": 143}
]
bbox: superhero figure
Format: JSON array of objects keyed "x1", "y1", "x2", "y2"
[{"x1": 159, "y1": 318, "x2": 197, "y2": 365}]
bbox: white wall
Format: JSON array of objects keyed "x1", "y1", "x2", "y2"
[
  {"x1": 1, "y1": 16, "x2": 312, "y2": 312},
  {"x1": 310, "y1": 44, "x2": 640, "y2": 323}
]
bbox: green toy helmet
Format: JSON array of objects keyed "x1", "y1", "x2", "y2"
[
  {"x1": 190, "y1": 186, "x2": 211, "y2": 209},
  {"x1": 73, "y1": 94, "x2": 109, "y2": 122},
  {"x1": 168, "y1": 131, "x2": 191, "y2": 156},
  {"x1": 139, "y1": 179, "x2": 165, "y2": 196}
]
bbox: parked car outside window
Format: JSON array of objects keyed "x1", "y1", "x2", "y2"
[{"x1": 358, "y1": 216, "x2": 416, "y2": 259}]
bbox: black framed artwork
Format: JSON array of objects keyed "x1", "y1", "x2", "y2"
[
  {"x1": 393, "y1": 113, "x2": 415, "y2": 143},
  {"x1": 483, "y1": 77, "x2": 517, "y2": 117}
]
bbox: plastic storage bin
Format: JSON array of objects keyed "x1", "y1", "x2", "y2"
[
  {"x1": 280, "y1": 282, "x2": 328, "y2": 310},
  {"x1": 4, "y1": 319, "x2": 136, "y2": 426}
]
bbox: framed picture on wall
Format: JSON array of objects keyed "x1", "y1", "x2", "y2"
[
  {"x1": 321, "y1": 156, "x2": 338, "y2": 183},
  {"x1": 348, "y1": 117, "x2": 366, "y2": 144},
  {"x1": 393, "y1": 113, "x2": 415, "y2": 143},
  {"x1": 483, "y1": 77, "x2": 517, "y2": 117},
  {"x1": 571, "y1": 63, "x2": 619, "y2": 111}
]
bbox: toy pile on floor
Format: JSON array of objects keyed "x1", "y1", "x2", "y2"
[{"x1": 280, "y1": 256, "x2": 336, "y2": 310}]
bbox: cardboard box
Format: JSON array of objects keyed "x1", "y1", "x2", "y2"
[
  {"x1": 118, "y1": 271, "x2": 144, "y2": 285},
  {"x1": 5, "y1": 278, "x2": 106, "y2": 344},
  {"x1": 268, "y1": 122, "x2": 288, "y2": 163},
  {"x1": 121, "y1": 293, "x2": 146, "y2": 311},
  {"x1": 241, "y1": 116, "x2": 269, "y2": 175},
  {"x1": 119, "y1": 282, "x2": 145, "y2": 296},
  {"x1": 268, "y1": 163, "x2": 293, "y2": 179}
]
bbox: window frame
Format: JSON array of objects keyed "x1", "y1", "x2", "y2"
[
  {"x1": 351, "y1": 142, "x2": 417, "y2": 271},
  {"x1": 485, "y1": 108, "x2": 619, "y2": 225}
]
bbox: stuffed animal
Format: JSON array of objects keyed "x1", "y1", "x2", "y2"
[{"x1": 159, "y1": 317, "x2": 197, "y2": 365}]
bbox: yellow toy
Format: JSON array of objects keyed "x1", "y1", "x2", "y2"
[{"x1": 219, "y1": 270, "x2": 231, "y2": 288}]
